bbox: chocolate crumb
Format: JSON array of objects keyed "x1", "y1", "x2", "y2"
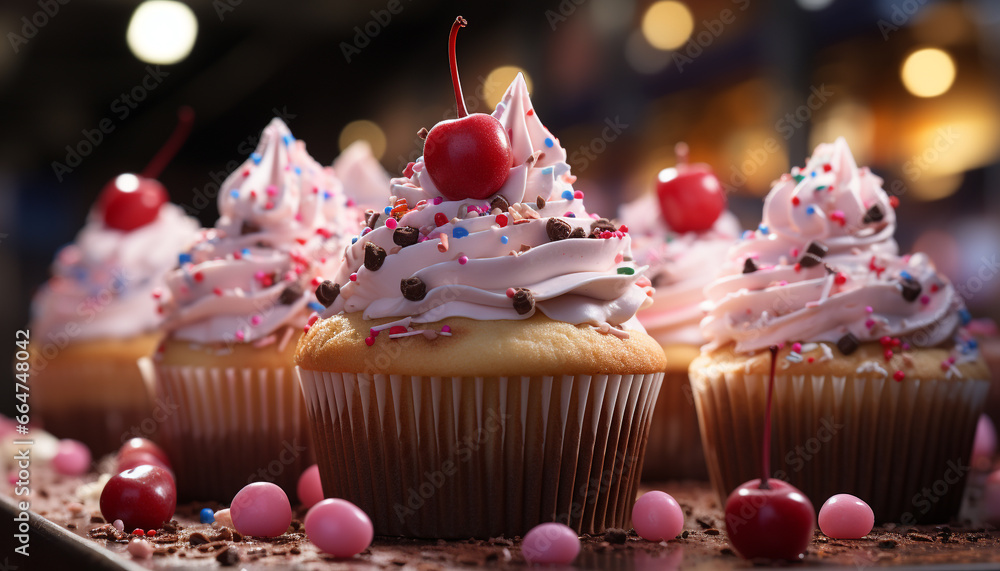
[
  {"x1": 315, "y1": 280, "x2": 340, "y2": 307},
  {"x1": 417, "y1": 127, "x2": 429, "y2": 140},
  {"x1": 393, "y1": 226, "x2": 421, "y2": 247},
  {"x1": 241, "y1": 220, "x2": 261, "y2": 235},
  {"x1": 216, "y1": 548, "x2": 241, "y2": 566},
  {"x1": 837, "y1": 332, "x2": 860, "y2": 355},
  {"x1": 546, "y1": 218, "x2": 572, "y2": 241},
  {"x1": 66, "y1": 523, "x2": 76, "y2": 529},
  {"x1": 720, "y1": 547, "x2": 736, "y2": 556},
  {"x1": 511, "y1": 288, "x2": 535, "y2": 315},
  {"x1": 743, "y1": 258, "x2": 758, "y2": 273},
  {"x1": 704, "y1": 528, "x2": 721, "y2": 536},
  {"x1": 569, "y1": 227, "x2": 586, "y2": 239},
  {"x1": 590, "y1": 218, "x2": 616, "y2": 233},
  {"x1": 681, "y1": 530, "x2": 689, "y2": 539},
  {"x1": 806, "y1": 241, "x2": 829, "y2": 258},
  {"x1": 367, "y1": 211, "x2": 381, "y2": 230},
  {"x1": 799, "y1": 253, "x2": 823, "y2": 268},
  {"x1": 696, "y1": 518, "x2": 713, "y2": 529},
  {"x1": 364, "y1": 242, "x2": 388, "y2": 271},
  {"x1": 908, "y1": 533, "x2": 934, "y2": 542},
  {"x1": 290, "y1": 547, "x2": 301, "y2": 555},
  {"x1": 900, "y1": 276, "x2": 922, "y2": 302},
  {"x1": 879, "y1": 539, "x2": 898, "y2": 549},
  {"x1": 90, "y1": 515, "x2": 105, "y2": 524},
  {"x1": 604, "y1": 528, "x2": 628, "y2": 544},
  {"x1": 535, "y1": 196, "x2": 546, "y2": 210},
  {"x1": 863, "y1": 204, "x2": 885, "y2": 224},
  {"x1": 401, "y1": 277, "x2": 427, "y2": 301},
  {"x1": 490, "y1": 195, "x2": 510, "y2": 212},
  {"x1": 278, "y1": 282, "x2": 304, "y2": 305},
  {"x1": 163, "y1": 520, "x2": 180, "y2": 533},
  {"x1": 189, "y1": 532, "x2": 211, "y2": 546},
  {"x1": 212, "y1": 527, "x2": 233, "y2": 542}
]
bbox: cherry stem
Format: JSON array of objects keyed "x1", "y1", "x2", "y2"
[
  {"x1": 142, "y1": 106, "x2": 195, "y2": 179},
  {"x1": 674, "y1": 142, "x2": 689, "y2": 167},
  {"x1": 448, "y1": 16, "x2": 469, "y2": 118},
  {"x1": 760, "y1": 345, "x2": 779, "y2": 490}
]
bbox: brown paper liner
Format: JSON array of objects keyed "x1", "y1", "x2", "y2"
[
  {"x1": 149, "y1": 363, "x2": 312, "y2": 502},
  {"x1": 297, "y1": 369, "x2": 664, "y2": 538},
  {"x1": 691, "y1": 367, "x2": 989, "y2": 523},
  {"x1": 641, "y1": 369, "x2": 708, "y2": 481}
]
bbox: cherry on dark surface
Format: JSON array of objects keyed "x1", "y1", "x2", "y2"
[
  {"x1": 423, "y1": 16, "x2": 512, "y2": 201},
  {"x1": 97, "y1": 107, "x2": 194, "y2": 231},
  {"x1": 100, "y1": 465, "x2": 177, "y2": 532},
  {"x1": 723, "y1": 346, "x2": 816, "y2": 562},
  {"x1": 655, "y1": 142, "x2": 727, "y2": 234},
  {"x1": 117, "y1": 437, "x2": 172, "y2": 469}
]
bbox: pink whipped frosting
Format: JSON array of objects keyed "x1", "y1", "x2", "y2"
[
  {"x1": 160, "y1": 118, "x2": 358, "y2": 346},
  {"x1": 319, "y1": 74, "x2": 653, "y2": 335},
  {"x1": 701, "y1": 137, "x2": 965, "y2": 354},
  {"x1": 620, "y1": 193, "x2": 740, "y2": 346},
  {"x1": 31, "y1": 203, "x2": 199, "y2": 342},
  {"x1": 333, "y1": 140, "x2": 392, "y2": 211}
]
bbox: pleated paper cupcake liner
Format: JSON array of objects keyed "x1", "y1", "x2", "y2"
[
  {"x1": 148, "y1": 362, "x2": 312, "y2": 502},
  {"x1": 34, "y1": 353, "x2": 155, "y2": 457},
  {"x1": 297, "y1": 369, "x2": 664, "y2": 538},
  {"x1": 690, "y1": 368, "x2": 989, "y2": 523},
  {"x1": 641, "y1": 369, "x2": 708, "y2": 481}
]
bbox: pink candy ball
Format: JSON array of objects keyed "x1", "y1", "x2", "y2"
[
  {"x1": 230, "y1": 482, "x2": 292, "y2": 538},
  {"x1": 305, "y1": 499, "x2": 373, "y2": 558},
  {"x1": 52, "y1": 439, "x2": 91, "y2": 476},
  {"x1": 973, "y1": 415, "x2": 997, "y2": 471},
  {"x1": 818, "y1": 494, "x2": 874, "y2": 539},
  {"x1": 127, "y1": 538, "x2": 154, "y2": 559},
  {"x1": 522, "y1": 522, "x2": 580, "y2": 565},
  {"x1": 632, "y1": 491, "x2": 684, "y2": 541},
  {"x1": 297, "y1": 465, "x2": 325, "y2": 509}
]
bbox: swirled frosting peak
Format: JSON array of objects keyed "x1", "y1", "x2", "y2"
[
  {"x1": 317, "y1": 75, "x2": 653, "y2": 337},
  {"x1": 701, "y1": 137, "x2": 965, "y2": 354},
  {"x1": 160, "y1": 118, "x2": 356, "y2": 346}
]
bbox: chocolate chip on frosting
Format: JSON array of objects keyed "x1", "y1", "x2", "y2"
[
  {"x1": 315, "y1": 280, "x2": 340, "y2": 307},
  {"x1": 899, "y1": 275, "x2": 922, "y2": 302},
  {"x1": 546, "y1": 218, "x2": 572, "y2": 242},
  {"x1": 278, "y1": 283, "x2": 304, "y2": 305},
  {"x1": 862, "y1": 204, "x2": 885, "y2": 224},
  {"x1": 393, "y1": 226, "x2": 421, "y2": 247},
  {"x1": 536, "y1": 196, "x2": 546, "y2": 210},
  {"x1": 240, "y1": 220, "x2": 261, "y2": 235},
  {"x1": 417, "y1": 127, "x2": 429, "y2": 140},
  {"x1": 366, "y1": 211, "x2": 381, "y2": 230},
  {"x1": 837, "y1": 332, "x2": 860, "y2": 355},
  {"x1": 799, "y1": 254, "x2": 823, "y2": 268},
  {"x1": 364, "y1": 242, "x2": 387, "y2": 271},
  {"x1": 400, "y1": 277, "x2": 426, "y2": 301},
  {"x1": 569, "y1": 227, "x2": 587, "y2": 239},
  {"x1": 511, "y1": 288, "x2": 535, "y2": 315},
  {"x1": 590, "y1": 218, "x2": 616, "y2": 233},
  {"x1": 742, "y1": 258, "x2": 758, "y2": 273},
  {"x1": 490, "y1": 195, "x2": 510, "y2": 212},
  {"x1": 806, "y1": 241, "x2": 829, "y2": 258}
]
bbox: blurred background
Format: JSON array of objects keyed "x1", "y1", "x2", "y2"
[{"x1": 1, "y1": 0, "x2": 999, "y2": 414}]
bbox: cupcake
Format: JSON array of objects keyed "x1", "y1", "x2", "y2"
[
  {"x1": 151, "y1": 118, "x2": 358, "y2": 501},
  {"x1": 691, "y1": 137, "x2": 990, "y2": 523},
  {"x1": 619, "y1": 145, "x2": 739, "y2": 480},
  {"x1": 296, "y1": 72, "x2": 665, "y2": 538},
  {"x1": 30, "y1": 172, "x2": 199, "y2": 456}
]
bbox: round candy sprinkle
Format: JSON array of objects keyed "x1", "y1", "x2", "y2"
[
  {"x1": 818, "y1": 494, "x2": 874, "y2": 539},
  {"x1": 298, "y1": 465, "x2": 325, "y2": 510},
  {"x1": 231, "y1": 482, "x2": 292, "y2": 538},
  {"x1": 561, "y1": 190, "x2": 574, "y2": 200},
  {"x1": 200, "y1": 508, "x2": 215, "y2": 524},
  {"x1": 522, "y1": 522, "x2": 580, "y2": 564},
  {"x1": 632, "y1": 491, "x2": 684, "y2": 541},
  {"x1": 214, "y1": 508, "x2": 234, "y2": 529},
  {"x1": 458, "y1": 255, "x2": 468, "y2": 265},
  {"x1": 113, "y1": 520, "x2": 125, "y2": 532},
  {"x1": 53, "y1": 439, "x2": 91, "y2": 476},
  {"x1": 385, "y1": 218, "x2": 398, "y2": 229},
  {"x1": 127, "y1": 538, "x2": 154, "y2": 559},
  {"x1": 305, "y1": 499, "x2": 373, "y2": 558}
]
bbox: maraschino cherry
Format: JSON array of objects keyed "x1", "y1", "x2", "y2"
[
  {"x1": 724, "y1": 346, "x2": 816, "y2": 562},
  {"x1": 98, "y1": 107, "x2": 194, "y2": 231},
  {"x1": 423, "y1": 16, "x2": 512, "y2": 201},
  {"x1": 655, "y1": 142, "x2": 726, "y2": 234},
  {"x1": 100, "y1": 465, "x2": 177, "y2": 531}
]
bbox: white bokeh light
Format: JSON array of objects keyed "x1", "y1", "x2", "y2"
[{"x1": 127, "y1": 1, "x2": 198, "y2": 65}]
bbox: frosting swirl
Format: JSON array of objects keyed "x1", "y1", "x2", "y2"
[
  {"x1": 161, "y1": 118, "x2": 356, "y2": 346},
  {"x1": 620, "y1": 193, "x2": 740, "y2": 346},
  {"x1": 701, "y1": 137, "x2": 964, "y2": 353},
  {"x1": 333, "y1": 140, "x2": 392, "y2": 211},
  {"x1": 319, "y1": 74, "x2": 653, "y2": 333},
  {"x1": 31, "y1": 204, "x2": 199, "y2": 342}
]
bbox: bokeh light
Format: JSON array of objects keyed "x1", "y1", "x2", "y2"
[
  {"x1": 339, "y1": 120, "x2": 387, "y2": 160},
  {"x1": 126, "y1": 0, "x2": 198, "y2": 65},
  {"x1": 483, "y1": 67, "x2": 532, "y2": 109},
  {"x1": 641, "y1": 1, "x2": 694, "y2": 51},
  {"x1": 901, "y1": 48, "x2": 956, "y2": 98}
]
